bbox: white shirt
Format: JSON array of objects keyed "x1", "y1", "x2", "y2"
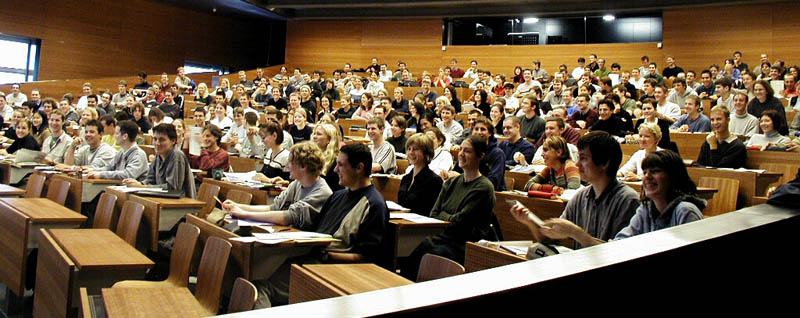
[
  {"x1": 571, "y1": 67, "x2": 586, "y2": 80},
  {"x1": 618, "y1": 147, "x2": 662, "y2": 177},
  {"x1": 210, "y1": 116, "x2": 233, "y2": 130},
  {"x1": 656, "y1": 101, "x2": 681, "y2": 121},
  {"x1": 378, "y1": 71, "x2": 393, "y2": 82},
  {"x1": 407, "y1": 147, "x2": 453, "y2": 175},
  {"x1": 5, "y1": 93, "x2": 27, "y2": 107}
]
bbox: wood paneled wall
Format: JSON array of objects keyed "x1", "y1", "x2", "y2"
[
  {"x1": 0, "y1": 0, "x2": 271, "y2": 81},
  {"x1": 663, "y1": 2, "x2": 800, "y2": 73},
  {"x1": 286, "y1": 2, "x2": 798, "y2": 79}
]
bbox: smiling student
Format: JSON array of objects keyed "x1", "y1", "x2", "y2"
[{"x1": 122, "y1": 123, "x2": 196, "y2": 198}]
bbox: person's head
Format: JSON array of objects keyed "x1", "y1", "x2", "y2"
[
  {"x1": 360, "y1": 93, "x2": 374, "y2": 109},
  {"x1": 577, "y1": 131, "x2": 622, "y2": 181},
  {"x1": 40, "y1": 97, "x2": 56, "y2": 114},
  {"x1": 596, "y1": 99, "x2": 614, "y2": 120},
  {"x1": 759, "y1": 109, "x2": 786, "y2": 134},
  {"x1": 733, "y1": 92, "x2": 749, "y2": 113},
  {"x1": 709, "y1": 105, "x2": 731, "y2": 135},
  {"x1": 116, "y1": 120, "x2": 138, "y2": 144},
  {"x1": 522, "y1": 69, "x2": 533, "y2": 82},
  {"x1": 366, "y1": 117, "x2": 385, "y2": 141},
  {"x1": 313, "y1": 122, "x2": 341, "y2": 157},
  {"x1": 502, "y1": 116, "x2": 521, "y2": 139},
  {"x1": 152, "y1": 123, "x2": 178, "y2": 155},
  {"x1": 335, "y1": 143, "x2": 372, "y2": 188},
  {"x1": 471, "y1": 116, "x2": 494, "y2": 142},
  {"x1": 259, "y1": 120, "x2": 284, "y2": 147},
  {"x1": 99, "y1": 114, "x2": 116, "y2": 135},
  {"x1": 32, "y1": 111, "x2": 47, "y2": 129},
  {"x1": 21, "y1": 102, "x2": 32, "y2": 117},
  {"x1": 293, "y1": 108, "x2": 307, "y2": 128},
  {"x1": 641, "y1": 98, "x2": 656, "y2": 119},
  {"x1": 58, "y1": 98, "x2": 71, "y2": 114},
  {"x1": 490, "y1": 103, "x2": 504, "y2": 123},
  {"x1": 202, "y1": 124, "x2": 223, "y2": 148},
  {"x1": 769, "y1": 66, "x2": 781, "y2": 80},
  {"x1": 49, "y1": 110, "x2": 65, "y2": 132},
  {"x1": 405, "y1": 133, "x2": 435, "y2": 167},
  {"x1": 641, "y1": 150, "x2": 697, "y2": 202},
  {"x1": 131, "y1": 102, "x2": 145, "y2": 121},
  {"x1": 648, "y1": 62, "x2": 657, "y2": 74},
  {"x1": 390, "y1": 116, "x2": 407, "y2": 138},
  {"x1": 81, "y1": 107, "x2": 98, "y2": 124},
  {"x1": 31, "y1": 89, "x2": 40, "y2": 102},
  {"x1": 638, "y1": 122, "x2": 662, "y2": 151},
  {"x1": 576, "y1": 93, "x2": 590, "y2": 110},
  {"x1": 421, "y1": 79, "x2": 431, "y2": 90},
  {"x1": 684, "y1": 95, "x2": 701, "y2": 115},
  {"x1": 458, "y1": 134, "x2": 488, "y2": 171},
  {"x1": 654, "y1": 85, "x2": 667, "y2": 102},
  {"x1": 232, "y1": 107, "x2": 245, "y2": 125},
  {"x1": 16, "y1": 118, "x2": 32, "y2": 138},
  {"x1": 82, "y1": 82, "x2": 93, "y2": 95},
  {"x1": 753, "y1": 79, "x2": 774, "y2": 100},
  {"x1": 542, "y1": 135, "x2": 571, "y2": 165},
  {"x1": 192, "y1": 106, "x2": 206, "y2": 122},
  {"x1": 287, "y1": 141, "x2": 325, "y2": 179},
  {"x1": 373, "y1": 105, "x2": 386, "y2": 120},
  {"x1": 700, "y1": 69, "x2": 713, "y2": 87},
  {"x1": 83, "y1": 119, "x2": 103, "y2": 147}
]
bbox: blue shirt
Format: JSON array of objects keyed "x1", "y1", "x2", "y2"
[
  {"x1": 614, "y1": 195, "x2": 705, "y2": 240},
  {"x1": 498, "y1": 137, "x2": 536, "y2": 166},
  {"x1": 670, "y1": 113, "x2": 712, "y2": 132}
]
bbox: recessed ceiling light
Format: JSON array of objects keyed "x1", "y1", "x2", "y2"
[
  {"x1": 523, "y1": 17, "x2": 539, "y2": 24},
  {"x1": 603, "y1": 15, "x2": 615, "y2": 21}
]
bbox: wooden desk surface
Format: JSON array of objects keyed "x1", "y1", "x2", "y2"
[
  {"x1": 464, "y1": 241, "x2": 528, "y2": 273},
  {"x1": 0, "y1": 198, "x2": 87, "y2": 223},
  {"x1": 130, "y1": 194, "x2": 206, "y2": 208},
  {"x1": 0, "y1": 183, "x2": 25, "y2": 195},
  {"x1": 202, "y1": 178, "x2": 278, "y2": 205},
  {"x1": 50, "y1": 229, "x2": 154, "y2": 271},
  {"x1": 686, "y1": 167, "x2": 783, "y2": 208},
  {"x1": 102, "y1": 287, "x2": 207, "y2": 318},
  {"x1": 372, "y1": 175, "x2": 402, "y2": 202},
  {"x1": 494, "y1": 192, "x2": 566, "y2": 242},
  {"x1": 302, "y1": 263, "x2": 413, "y2": 295}
]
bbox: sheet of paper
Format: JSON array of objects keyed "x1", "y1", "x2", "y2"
[
  {"x1": 189, "y1": 126, "x2": 203, "y2": 156},
  {"x1": 253, "y1": 231, "x2": 334, "y2": 241},
  {"x1": 389, "y1": 212, "x2": 446, "y2": 223},
  {"x1": 386, "y1": 200, "x2": 410, "y2": 212},
  {"x1": 224, "y1": 215, "x2": 276, "y2": 227},
  {"x1": 498, "y1": 244, "x2": 528, "y2": 256},
  {"x1": 230, "y1": 237, "x2": 259, "y2": 243},
  {"x1": 224, "y1": 171, "x2": 257, "y2": 183},
  {"x1": 15, "y1": 149, "x2": 41, "y2": 163},
  {"x1": 107, "y1": 186, "x2": 166, "y2": 193}
]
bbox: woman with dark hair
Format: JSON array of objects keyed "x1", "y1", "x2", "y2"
[
  {"x1": 182, "y1": 124, "x2": 229, "y2": 180},
  {"x1": 406, "y1": 101, "x2": 422, "y2": 131},
  {"x1": 131, "y1": 102, "x2": 151, "y2": 133},
  {"x1": 513, "y1": 66, "x2": 524, "y2": 84},
  {"x1": 31, "y1": 110, "x2": 50, "y2": 146},
  {"x1": 746, "y1": 109, "x2": 791, "y2": 148},
  {"x1": 489, "y1": 103, "x2": 505, "y2": 136},
  {"x1": 254, "y1": 120, "x2": 290, "y2": 181},
  {"x1": 402, "y1": 134, "x2": 497, "y2": 279},
  {"x1": 589, "y1": 99, "x2": 625, "y2": 137},
  {"x1": 757, "y1": 62, "x2": 771, "y2": 80},
  {"x1": 443, "y1": 85, "x2": 461, "y2": 113},
  {"x1": 473, "y1": 89, "x2": 491, "y2": 117},
  {"x1": 352, "y1": 92, "x2": 374, "y2": 120},
  {"x1": 523, "y1": 135, "x2": 580, "y2": 194},
  {"x1": 398, "y1": 133, "x2": 444, "y2": 216},
  {"x1": 614, "y1": 150, "x2": 705, "y2": 239},
  {"x1": 322, "y1": 79, "x2": 340, "y2": 101},
  {"x1": 747, "y1": 80, "x2": 788, "y2": 135},
  {"x1": 417, "y1": 112, "x2": 436, "y2": 134},
  {"x1": 0, "y1": 118, "x2": 40, "y2": 155}
]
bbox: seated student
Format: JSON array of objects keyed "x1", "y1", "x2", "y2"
[
  {"x1": 182, "y1": 124, "x2": 229, "y2": 179},
  {"x1": 614, "y1": 150, "x2": 705, "y2": 239},
  {"x1": 618, "y1": 123, "x2": 663, "y2": 181},
  {"x1": 696, "y1": 105, "x2": 747, "y2": 168},
  {"x1": 222, "y1": 107, "x2": 246, "y2": 146},
  {"x1": 489, "y1": 103, "x2": 505, "y2": 137},
  {"x1": 87, "y1": 120, "x2": 148, "y2": 180},
  {"x1": 312, "y1": 123, "x2": 343, "y2": 193},
  {"x1": 746, "y1": 109, "x2": 791, "y2": 148},
  {"x1": 392, "y1": 87, "x2": 410, "y2": 113},
  {"x1": 729, "y1": 92, "x2": 760, "y2": 137},
  {"x1": 518, "y1": 95, "x2": 546, "y2": 141},
  {"x1": 2, "y1": 110, "x2": 24, "y2": 141},
  {"x1": 402, "y1": 134, "x2": 497, "y2": 280},
  {"x1": 387, "y1": 116, "x2": 408, "y2": 154},
  {"x1": 158, "y1": 90, "x2": 182, "y2": 120},
  {"x1": 289, "y1": 108, "x2": 313, "y2": 144},
  {"x1": 130, "y1": 102, "x2": 152, "y2": 133},
  {"x1": 589, "y1": 99, "x2": 625, "y2": 137},
  {"x1": 531, "y1": 117, "x2": 579, "y2": 164},
  {"x1": 398, "y1": 134, "x2": 444, "y2": 217},
  {"x1": 267, "y1": 86, "x2": 288, "y2": 110},
  {"x1": 252, "y1": 143, "x2": 388, "y2": 308},
  {"x1": 147, "y1": 107, "x2": 170, "y2": 130},
  {"x1": 669, "y1": 96, "x2": 711, "y2": 133},
  {"x1": 335, "y1": 97, "x2": 356, "y2": 119},
  {"x1": 31, "y1": 112, "x2": 52, "y2": 146},
  {"x1": 511, "y1": 131, "x2": 639, "y2": 249},
  {"x1": 748, "y1": 80, "x2": 788, "y2": 135},
  {"x1": 191, "y1": 106, "x2": 207, "y2": 127},
  {"x1": 413, "y1": 127, "x2": 453, "y2": 176},
  {"x1": 238, "y1": 93, "x2": 260, "y2": 120},
  {"x1": 77, "y1": 107, "x2": 99, "y2": 137},
  {"x1": 352, "y1": 93, "x2": 375, "y2": 120},
  {"x1": 499, "y1": 116, "x2": 535, "y2": 166},
  {"x1": 264, "y1": 106, "x2": 294, "y2": 150},
  {"x1": 436, "y1": 104, "x2": 463, "y2": 142},
  {"x1": 122, "y1": 123, "x2": 197, "y2": 198},
  {"x1": 58, "y1": 119, "x2": 116, "y2": 169},
  {"x1": 223, "y1": 142, "x2": 333, "y2": 230},
  {"x1": 209, "y1": 103, "x2": 233, "y2": 130},
  {"x1": 253, "y1": 121, "x2": 290, "y2": 181},
  {"x1": 37, "y1": 110, "x2": 74, "y2": 165},
  {"x1": 240, "y1": 112, "x2": 266, "y2": 157},
  {"x1": 58, "y1": 99, "x2": 80, "y2": 125},
  {"x1": 98, "y1": 114, "x2": 119, "y2": 150},
  {"x1": 632, "y1": 98, "x2": 672, "y2": 150},
  {"x1": 567, "y1": 93, "x2": 598, "y2": 129},
  {"x1": 524, "y1": 135, "x2": 580, "y2": 193},
  {"x1": 0, "y1": 118, "x2": 40, "y2": 155},
  {"x1": 367, "y1": 117, "x2": 397, "y2": 174}
]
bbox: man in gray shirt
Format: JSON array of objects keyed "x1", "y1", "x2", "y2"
[
  {"x1": 511, "y1": 131, "x2": 639, "y2": 249},
  {"x1": 59, "y1": 119, "x2": 117, "y2": 169},
  {"x1": 88, "y1": 120, "x2": 148, "y2": 181},
  {"x1": 367, "y1": 117, "x2": 396, "y2": 174},
  {"x1": 222, "y1": 142, "x2": 333, "y2": 230},
  {"x1": 123, "y1": 123, "x2": 196, "y2": 199},
  {"x1": 37, "y1": 110, "x2": 74, "y2": 165}
]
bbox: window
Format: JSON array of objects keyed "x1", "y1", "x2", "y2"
[
  {"x1": 183, "y1": 61, "x2": 229, "y2": 75},
  {"x1": 0, "y1": 34, "x2": 40, "y2": 84}
]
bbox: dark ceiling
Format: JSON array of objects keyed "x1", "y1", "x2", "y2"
[{"x1": 159, "y1": 0, "x2": 780, "y2": 20}]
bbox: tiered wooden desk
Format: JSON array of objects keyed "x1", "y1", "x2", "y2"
[
  {"x1": 0, "y1": 198, "x2": 87, "y2": 306},
  {"x1": 128, "y1": 195, "x2": 206, "y2": 252},
  {"x1": 34, "y1": 171, "x2": 122, "y2": 213},
  {"x1": 494, "y1": 192, "x2": 566, "y2": 241},
  {"x1": 372, "y1": 174, "x2": 401, "y2": 202},
  {"x1": 0, "y1": 162, "x2": 42, "y2": 185},
  {"x1": 100, "y1": 287, "x2": 207, "y2": 318},
  {"x1": 0, "y1": 183, "x2": 25, "y2": 198},
  {"x1": 33, "y1": 228, "x2": 154, "y2": 317},
  {"x1": 388, "y1": 214, "x2": 449, "y2": 270},
  {"x1": 202, "y1": 178, "x2": 280, "y2": 205},
  {"x1": 464, "y1": 241, "x2": 528, "y2": 273},
  {"x1": 289, "y1": 263, "x2": 413, "y2": 304},
  {"x1": 686, "y1": 167, "x2": 782, "y2": 208}
]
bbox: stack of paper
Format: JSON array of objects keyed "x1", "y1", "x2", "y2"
[
  {"x1": 389, "y1": 213, "x2": 446, "y2": 223},
  {"x1": 224, "y1": 171, "x2": 257, "y2": 183},
  {"x1": 386, "y1": 201, "x2": 410, "y2": 212}
]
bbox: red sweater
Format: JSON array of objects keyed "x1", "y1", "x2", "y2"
[{"x1": 184, "y1": 147, "x2": 230, "y2": 179}]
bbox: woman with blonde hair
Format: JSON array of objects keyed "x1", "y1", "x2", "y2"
[
  {"x1": 524, "y1": 135, "x2": 580, "y2": 194},
  {"x1": 312, "y1": 123, "x2": 343, "y2": 192},
  {"x1": 195, "y1": 83, "x2": 213, "y2": 106},
  {"x1": 619, "y1": 122, "x2": 662, "y2": 180},
  {"x1": 398, "y1": 133, "x2": 443, "y2": 216}
]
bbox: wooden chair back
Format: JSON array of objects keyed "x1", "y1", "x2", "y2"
[
  {"x1": 621, "y1": 154, "x2": 631, "y2": 168},
  {"x1": 416, "y1": 253, "x2": 465, "y2": 282},
  {"x1": 32, "y1": 229, "x2": 76, "y2": 318},
  {"x1": 195, "y1": 236, "x2": 232, "y2": 316},
  {"x1": 396, "y1": 159, "x2": 410, "y2": 174},
  {"x1": 45, "y1": 179, "x2": 71, "y2": 206},
  {"x1": 197, "y1": 183, "x2": 221, "y2": 218},
  {"x1": 339, "y1": 118, "x2": 367, "y2": 137},
  {"x1": 698, "y1": 177, "x2": 739, "y2": 217},
  {"x1": 227, "y1": 277, "x2": 258, "y2": 313},
  {"x1": 116, "y1": 201, "x2": 145, "y2": 247},
  {"x1": 759, "y1": 163, "x2": 798, "y2": 188},
  {"x1": 0, "y1": 204, "x2": 29, "y2": 296},
  {"x1": 92, "y1": 193, "x2": 118, "y2": 230},
  {"x1": 504, "y1": 176, "x2": 516, "y2": 191},
  {"x1": 165, "y1": 223, "x2": 201, "y2": 287},
  {"x1": 25, "y1": 173, "x2": 46, "y2": 198},
  {"x1": 79, "y1": 288, "x2": 92, "y2": 318},
  {"x1": 226, "y1": 189, "x2": 254, "y2": 205}
]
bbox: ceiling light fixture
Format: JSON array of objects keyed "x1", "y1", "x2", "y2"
[
  {"x1": 603, "y1": 15, "x2": 615, "y2": 21},
  {"x1": 523, "y1": 17, "x2": 539, "y2": 24}
]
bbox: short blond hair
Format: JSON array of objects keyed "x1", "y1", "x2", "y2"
[
  {"x1": 638, "y1": 122, "x2": 662, "y2": 141},
  {"x1": 405, "y1": 133, "x2": 435, "y2": 163},
  {"x1": 289, "y1": 141, "x2": 325, "y2": 177}
]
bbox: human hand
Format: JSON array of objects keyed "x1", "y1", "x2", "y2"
[
  {"x1": 539, "y1": 218, "x2": 582, "y2": 240},
  {"x1": 121, "y1": 179, "x2": 144, "y2": 187},
  {"x1": 679, "y1": 125, "x2": 689, "y2": 132},
  {"x1": 221, "y1": 199, "x2": 237, "y2": 212},
  {"x1": 513, "y1": 152, "x2": 527, "y2": 166}
]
